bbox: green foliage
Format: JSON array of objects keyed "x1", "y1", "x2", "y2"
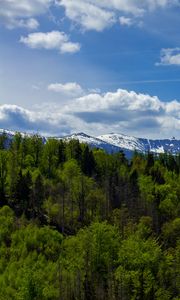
[
  {"x1": 0, "y1": 223, "x2": 63, "y2": 300},
  {"x1": 0, "y1": 150, "x2": 8, "y2": 204},
  {"x1": 0, "y1": 134, "x2": 179, "y2": 299},
  {"x1": 0, "y1": 206, "x2": 15, "y2": 245},
  {"x1": 116, "y1": 234, "x2": 163, "y2": 300},
  {"x1": 162, "y1": 218, "x2": 180, "y2": 247},
  {"x1": 138, "y1": 175, "x2": 155, "y2": 203}
]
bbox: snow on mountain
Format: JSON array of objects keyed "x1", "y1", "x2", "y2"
[
  {"x1": 97, "y1": 133, "x2": 145, "y2": 152},
  {"x1": 0, "y1": 129, "x2": 47, "y2": 144},
  {"x1": 0, "y1": 129, "x2": 21, "y2": 147},
  {"x1": 54, "y1": 132, "x2": 123, "y2": 154},
  {"x1": 98, "y1": 133, "x2": 180, "y2": 155},
  {"x1": 54, "y1": 132, "x2": 103, "y2": 146},
  {"x1": 0, "y1": 129, "x2": 180, "y2": 157},
  {"x1": 60, "y1": 132, "x2": 180, "y2": 157},
  {"x1": 0, "y1": 128, "x2": 33, "y2": 138}
]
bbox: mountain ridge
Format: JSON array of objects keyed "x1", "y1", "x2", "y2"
[{"x1": 0, "y1": 129, "x2": 180, "y2": 157}]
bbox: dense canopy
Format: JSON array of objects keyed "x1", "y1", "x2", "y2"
[{"x1": 0, "y1": 132, "x2": 179, "y2": 299}]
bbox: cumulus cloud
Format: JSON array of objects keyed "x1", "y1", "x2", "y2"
[
  {"x1": 0, "y1": 104, "x2": 74, "y2": 136},
  {"x1": 48, "y1": 82, "x2": 84, "y2": 97},
  {"x1": 57, "y1": 0, "x2": 179, "y2": 31},
  {"x1": 157, "y1": 48, "x2": 180, "y2": 66},
  {"x1": 57, "y1": 1, "x2": 115, "y2": 31},
  {"x1": 63, "y1": 88, "x2": 180, "y2": 138},
  {"x1": 66, "y1": 89, "x2": 163, "y2": 114},
  {"x1": 47, "y1": 82, "x2": 100, "y2": 97},
  {"x1": 20, "y1": 31, "x2": 81, "y2": 54},
  {"x1": 1, "y1": 88, "x2": 180, "y2": 138},
  {"x1": 1, "y1": 0, "x2": 178, "y2": 31},
  {"x1": 0, "y1": 0, "x2": 52, "y2": 29}
]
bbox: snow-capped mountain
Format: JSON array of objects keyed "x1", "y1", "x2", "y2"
[
  {"x1": 0, "y1": 129, "x2": 180, "y2": 157},
  {"x1": 97, "y1": 133, "x2": 180, "y2": 155},
  {"x1": 54, "y1": 132, "x2": 180, "y2": 157},
  {"x1": 0, "y1": 129, "x2": 22, "y2": 148},
  {"x1": 0, "y1": 129, "x2": 33, "y2": 138},
  {"x1": 0, "y1": 129, "x2": 47, "y2": 145},
  {"x1": 54, "y1": 132, "x2": 125, "y2": 154},
  {"x1": 58, "y1": 132, "x2": 180, "y2": 156}
]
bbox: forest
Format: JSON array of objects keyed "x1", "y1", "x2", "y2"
[{"x1": 0, "y1": 132, "x2": 179, "y2": 300}]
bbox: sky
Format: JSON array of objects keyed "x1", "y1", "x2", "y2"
[{"x1": 0, "y1": 0, "x2": 180, "y2": 139}]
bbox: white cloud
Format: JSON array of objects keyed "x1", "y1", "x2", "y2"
[
  {"x1": 48, "y1": 82, "x2": 84, "y2": 97},
  {"x1": 1, "y1": 88, "x2": 180, "y2": 138},
  {"x1": 58, "y1": 0, "x2": 115, "y2": 31},
  {"x1": 63, "y1": 88, "x2": 180, "y2": 138},
  {"x1": 157, "y1": 48, "x2": 180, "y2": 66},
  {"x1": 0, "y1": 0, "x2": 52, "y2": 29},
  {"x1": 47, "y1": 82, "x2": 101, "y2": 98},
  {"x1": 7, "y1": 18, "x2": 39, "y2": 30},
  {"x1": 60, "y1": 42, "x2": 81, "y2": 54},
  {"x1": 66, "y1": 89, "x2": 163, "y2": 113},
  {"x1": 165, "y1": 100, "x2": 180, "y2": 118},
  {"x1": 1, "y1": 0, "x2": 178, "y2": 31},
  {"x1": 119, "y1": 16, "x2": 133, "y2": 26},
  {"x1": 57, "y1": 0, "x2": 179, "y2": 31},
  {"x1": 19, "y1": 18, "x2": 39, "y2": 30},
  {"x1": 20, "y1": 31, "x2": 81, "y2": 54},
  {"x1": 0, "y1": 104, "x2": 74, "y2": 136}
]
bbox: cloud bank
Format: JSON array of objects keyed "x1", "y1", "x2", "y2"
[
  {"x1": 1, "y1": 0, "x2": 179, "y2": 31},
  {"x1": 57, "y1": 0, "x2": 179, "y2": 31},
  {"x1": 1, "y1": 86, "x2": 180, "y2": 139}
]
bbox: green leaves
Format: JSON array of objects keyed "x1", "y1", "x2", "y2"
[
  {"x1": 0, "y1": 134, "x2": 179, "y2": 299},
  {"x1": 116, "y1": 235, "x2": 162, "y2": 300},
  {"x1": 0, "y1": 206, "x2": 15, "y2": 245},
  {"x1": 0, "y1": 223, "x2": 63, "y2": 300}
]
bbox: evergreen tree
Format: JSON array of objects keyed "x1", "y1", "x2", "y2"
[
  {"x1": 32, "y1": 172, "x2": 44, "y2": 218},
  {"x1": 0, "y1": 131, "x2": 7, "y2": 150},
  {"x1": 0, "y1": 151, "x2": 8, "y2": 206},
  {"x1": 81, "y1": 145, "x2": 95, "y2": 176},
  {"x1": 14, "y1": 170, "x2": 32, "y2": 216}
]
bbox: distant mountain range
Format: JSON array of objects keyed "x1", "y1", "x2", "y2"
[
  {"x1": 59, "y1": 132, "x2": 180, "y2": 157},
  {"x1": 0, "y1": 129, "x2": 180, "y2": 157}
]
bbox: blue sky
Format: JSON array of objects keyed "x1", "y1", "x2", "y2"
[{"x1": 0, "y1": 0, "x2": 180, "y2": 138}]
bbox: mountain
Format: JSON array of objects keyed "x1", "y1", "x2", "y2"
[
  {"x1": 54, "y1": 132, "x2": 133, "y2": 157},
  {"x1": 98, "y1": 133, "x2": 180, "y2": 155},
  {"x1": 58, "y1": 132, "x2": 180, "y2": 157},
  {"x1": 0, "y1": 129, "x2": 180, "y2": 157},
  {"x1": 0, "y1": 129, "x2": 47, "y2": 145}
]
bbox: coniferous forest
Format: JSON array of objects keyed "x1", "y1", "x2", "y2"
[{"x1": 0, "y1": 132, "x2": 179, "y2": 300}]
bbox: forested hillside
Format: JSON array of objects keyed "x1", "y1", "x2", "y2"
[{"x1": 0, "y1": 132, "x2": 179, "y2": 300}]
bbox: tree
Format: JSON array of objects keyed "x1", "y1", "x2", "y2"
[
  {"x1": 57, "y1": 140, "x2": 66, "y2": 165},
  {"x1": 116, "y1": 235, "x2": 162, "y2": 300},
  {"x1": 30, "y1": 134, "x2": 44, "y2": 167},
  {"x1": 41, "y1": 139, "x2": 59, "y2": 178},
  {"x1": 0, "y1": 131, "x2": 7, "y2": 150},
  {"x1": 0, "y1": 151, "x2": 8, "y2": 206},
  {"x1": 31, "y1": 172, "x2": 44, "y2": 218},
  {"x1": 14, "y1": 170, "x2": 32, "y2": 216},
  {"x1": 162, "y1": 218, "x2": 180, "y2": 248},
  {"x1": 66, "y1": 139, "x2": 82, "y2": 164},
  {"x1": 61, "y1": 159, "x2": 81, "y2": 231},
  {"x1": 81, "y1": 145, "x2": 95, "y2": 176}
]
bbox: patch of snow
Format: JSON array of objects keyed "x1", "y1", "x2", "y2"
[{"x1": 150, "y1": 146, "x2": 165, "y2": 154}]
